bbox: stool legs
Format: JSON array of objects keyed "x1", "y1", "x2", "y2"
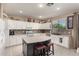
[
  {"x1": 52, "y1": 44, "x2": 54, "y2": 55},
  {"x1": 45, "y1": 44, "x2": 54, "y2": 56}
]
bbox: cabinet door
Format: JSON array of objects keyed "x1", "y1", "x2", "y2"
[
  {"x1": 16, "y1": 36, "x2": 22, "y2": 44},
  {"x1": 8, "y1": 20, "x2": 15, "y2": 29},
  {"x1": 51, "y1": 35, "x2": 59, "y2": 44},
  {"x1": 51, "y1": 35, "x2": 70, "y2": 48},
  {"x1": 62, "y1": 37, "x2": 70, "y2": 48},
  {"x1": 9, "y1": 36, "x2": 16, "y2": 46},
  {"x1": 8, "y1": 20, "x2": 27, "y2": 29},
  {"x1": 16, "y1": 21, "x2": 27, "y2": 29},
  {"x1": 32, "y1": 23, "x2": 39, "y2": 29},
  {"x1": 39, "y1": 23, "x2": 51, "y2": 29}
]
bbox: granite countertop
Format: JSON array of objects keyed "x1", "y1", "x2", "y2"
[
  {"x1": 23, "y1": 35, "x2": 51, "y2": 44},
  {"x1": 51, "y1": 34, "x2": 71, "y2": 37},
  {"x1": 9, "y1": 33, "x2": 51, "y2": 44}
]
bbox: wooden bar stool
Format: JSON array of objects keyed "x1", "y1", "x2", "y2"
[
  {"x1": 33, "y1": 43, "x2": 46, "y2": 56},
  {"x1": 45, "y1": 43, "x2": 54, "y2": 56}
]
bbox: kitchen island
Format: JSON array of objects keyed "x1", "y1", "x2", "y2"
[{"x1": 22, "y1": 35, "x2": 51, "y2": 56}]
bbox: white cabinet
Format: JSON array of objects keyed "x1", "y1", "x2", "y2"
[
  {"x1": 8, "y1": 20, "x2": 27, "y2": 29},
  {"x1": 8, "y1": 20, "x2": 51, "y2": 30},
  {"x1": 6, "y1": 36, "x2": 16, "y2": 46},
  {"x1": 33, "y1": 23, "x2": 39, "y2": 29},
  {"x1": 51, "y1": 35, "x2": 71, "y2": 48},
  {"x1": 39, "y1": 23, "x2": 51, "y2": 29},
  {"x1": 26, "y1": 22, "x2": 39, "y2": 29},
  {"x1": 8, "y1": 20, "x2": 16, "y2": 29},
  {"x1": 16, "y1": 21, "x2": 26, "y2": 29},
  {"x1": 7, "y1": 35, "x2": 26, "y2": 47},
  {"x1": 62, "y1": 37, "x2": 70, "y2": 48},
  {"x1": 8, "y1": 20, "x2": 40, "y2": 30},
  {"x1": 77, "y1": 48, "x2": 79, "y2": 53}
]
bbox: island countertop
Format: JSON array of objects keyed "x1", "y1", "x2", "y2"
[{"x1": 23, "y1": 35, "x2": 51, "y2": 44}]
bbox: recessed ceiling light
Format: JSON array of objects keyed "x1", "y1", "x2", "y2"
[
  {"x1": 39, "y1": 16, "x2": 42, "y2": 18},
  {"x1": 19, "y1": 10, "x2": 23, "y2": 13},
  {"x1": 38, "y1": 4, "x2": 43, "y2": 8},
  {"x1": 57, "y1": 8, "x2": 60, "y2": 10}
]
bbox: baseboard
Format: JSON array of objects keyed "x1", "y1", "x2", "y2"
[{"x1": 5, "y1": 43, "x2": 22, "y2": 48}]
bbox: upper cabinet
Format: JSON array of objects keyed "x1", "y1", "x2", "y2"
[
  {"x1": 8, "y1": 19, "x2": 51, "y2": 30},
  {"x1": 8, "y1": 20, "x2": 27, "y2": 29},
  {"x1": 26, "y1": 22, "x2": 40, "y2": 29},
  {"x1": 39, "y1": 23, "x2": 51, "y2": 29}
]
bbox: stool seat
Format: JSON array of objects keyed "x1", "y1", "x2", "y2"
[
  {"x1": 33, "y1": 44, "x2": 46, "y2": 56},
  {"x1": 35, "y1": 45, "x2": 46, "y2": 50},
  {"x1": 33, "y1": 43, "x2": 54, "y2": 56}
]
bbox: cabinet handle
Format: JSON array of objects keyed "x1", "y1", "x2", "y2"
[{"x1": 59, "y1": 38, "x2": 63, "y2": 43}]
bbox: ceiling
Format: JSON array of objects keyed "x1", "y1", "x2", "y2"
[{"x1": 3, "y1": 3, "x2": 79, "y2": 19}]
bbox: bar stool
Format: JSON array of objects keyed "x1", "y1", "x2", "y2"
[
  {"x1": 45, "y1": 43, "x2": 54, "y2": 56},
  {"x1": 33, "y1": 43, "x2": 46, "y2": 56}
]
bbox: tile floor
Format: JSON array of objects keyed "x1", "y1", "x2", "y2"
[{"x1": 5, "y1": 44, "x2": 79, "y2": 56}]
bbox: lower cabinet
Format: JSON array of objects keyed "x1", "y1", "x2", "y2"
[
  {"x1": 51, "y1": 35, "x2": 71, "y2": 48},
  {"x1": 6, "y1": 35, "x2": 26, "y2": 47}
]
